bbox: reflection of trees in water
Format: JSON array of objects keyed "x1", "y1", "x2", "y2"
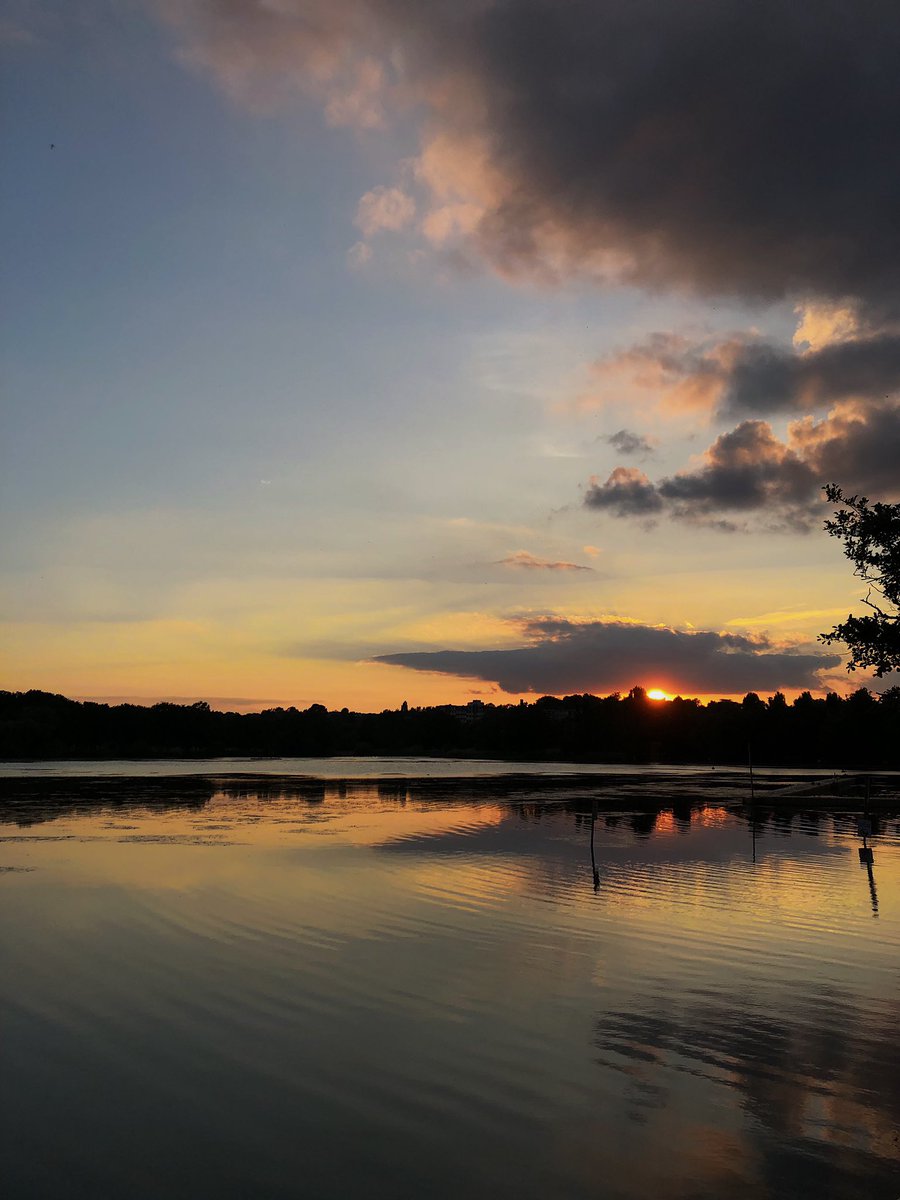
[
  {"x1": 220, "y1": 781, "x2": 415, "y2": 806},
  {"x1": 377, "y1": 782, "x2": 410, "y2": 805},
  {"x1": 0, "y1": 778, "x2": 215, "y2": 827},
  {"x1": 629, "y1": 811, "x2": 659, "y2": 838},
  {"x1": 593, "y1": 991, "x2": 900, "y2": 1194},
  {"x1": 800, "y1": 811, "x2": 821, "y2": 836},
  {"x1": 513, "y1": 804, "x2": 547, "y2": 823},
  {"x1": 219, "y1": 782, "x2": 326, "y2": 804},
  {"x1": 672, "y1": 799, "x2": 693, "y2": 831}
]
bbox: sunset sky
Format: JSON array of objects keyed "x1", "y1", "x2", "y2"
[{"x1": 3, "y1": 0, "x2": 899, "y2": 710}]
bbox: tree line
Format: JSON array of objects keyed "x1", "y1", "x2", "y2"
[{"x1": 2, "y1": 686, "x2": 898, "y2": 767}]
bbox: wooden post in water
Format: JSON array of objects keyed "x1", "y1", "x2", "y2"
[
  {"x1": 857, "y1": 780, "x2": 876, "y2": 914},
  {"x1": 747, "y1": 743, "x2": 755, "y2": 804}
]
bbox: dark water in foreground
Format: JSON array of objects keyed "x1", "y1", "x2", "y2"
[{"x1": 1, "y1": 781, "x2": 898, "y2": 1199}]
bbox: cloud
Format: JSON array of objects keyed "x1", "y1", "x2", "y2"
[
  {"x1": 721, "y1": 333, "x2": 900, "y2": 418},
  {"x1": 586, "y1": 300, "x2": 900, "y2": 529},
  {"x1": 155, "y1": 0, "x2": 391, "y2": 121},
  {"x1": 792, "y1": 302, "x2": 863, "y2": 353},
  {"x1": 323, "y1": 55, "x2": 386, "y2": 129},
  {"x1": 157, "y1": 1, "x2": 900, "y2": 310},
  {"x1": 591, "y1": 326, "x2": 900, "y2": 419},
  {"x1": 346, "y1": 239, "x2": 372, "y2": 268},
  {"x1": 355, "y1": 185, "x2": 416, "y2": 237},
  {"x1": 374, "y1": 617, "x2": 839, "y2": 695},
  {"x1": 604, "y1": 429, "x2": 654, "y2": 457},
  {"x1": 585, "y1": 400, "x2": 900, "y2": 530},
  {"x1": 441, "y1": 0, "x2": 900, "y2": 308},
  {"x1": 585, "y1": 332, "x2": 735, "y2": 415},
  {"x1": 789, "y1": 398, "x2": 900, "y2": 491},
  {"x1": 652, "y1": 421, "x2": 818, "y2": 530},
  {"x1": 584, "y1": 467, "x2": 663, "y2": 519},
  {"x1": 496, "y1": 550, "x2": 592, "y2": 571}
]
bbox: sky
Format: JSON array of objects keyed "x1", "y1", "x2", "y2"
[{"x1": 2, "y1": 0, "x2": 900, "y2": 711}]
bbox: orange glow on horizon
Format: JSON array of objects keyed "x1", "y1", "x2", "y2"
[{"x1": 647, "y1": 688, "x2": 670, "y2": 701}]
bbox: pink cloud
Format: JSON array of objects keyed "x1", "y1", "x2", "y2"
[{"x1": 497, "y1": 550, "x2": 593, "y2": 572}]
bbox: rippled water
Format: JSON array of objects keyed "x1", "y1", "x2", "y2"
[{"x1": 1, "y1": 782, "x2": 898, "y2": 1199}]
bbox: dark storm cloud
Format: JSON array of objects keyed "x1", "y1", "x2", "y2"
[
  {"x1": 723, "y1": 334, "x2": 900, "y2": 417},
  {"x1": 162, "y1": 0, "x2": 900, "y2": 309},
  {"x1": 374, "y1": 618, "x2": 838, "y2": 695},
  {"x1": 656, "y1": 422, "x2": 819, "y2": 530},
  {"x1": 595, "y1": 331, "x2": 900, "y2": 418},
  {"x1": 585, "y1": 419, "x2": 823, "y2": 532},
  {"x1": 585, "y1": 401, "x2": 900, "y2": 531},
  {"x1": 465, "y1": 0, "x2": 900, "y2": 306},
  {"x1": 791, "y1": 399, "x2": 900, "y2": 493},
  {"x1": 604, "y1": 429, "x2": 654, "y2": 457},
  {"x1": 584, "y1": 467, "x2": 665, "y2": 519}
]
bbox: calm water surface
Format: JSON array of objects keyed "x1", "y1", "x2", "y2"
[
  {"x1": 0, "y1": 756, "x2": 867, "y2": 779},
  {"x1": 1, "y1": 781, "x2": 898, "y2": 1199}
]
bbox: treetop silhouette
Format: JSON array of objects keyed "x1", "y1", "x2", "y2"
[{"x1": 820, "y1": 484, "x2": 900, "y2": 676}]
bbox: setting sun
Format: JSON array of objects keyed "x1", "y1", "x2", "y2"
[{"x1": 647, "y1": 689, "x2": 670, "y2": 701}]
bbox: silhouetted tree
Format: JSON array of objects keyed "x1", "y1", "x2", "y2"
[{"x1": 820, "y1": 484, "x2": 900, "y2": 675}]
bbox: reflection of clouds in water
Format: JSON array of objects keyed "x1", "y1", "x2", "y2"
[{"x1": 593, "y1": 991, "x2": 900, "y2": 1194}]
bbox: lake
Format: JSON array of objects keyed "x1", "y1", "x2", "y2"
[{"x1": 1, "y1": 770, "x2": 898, "y2": 1199}]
